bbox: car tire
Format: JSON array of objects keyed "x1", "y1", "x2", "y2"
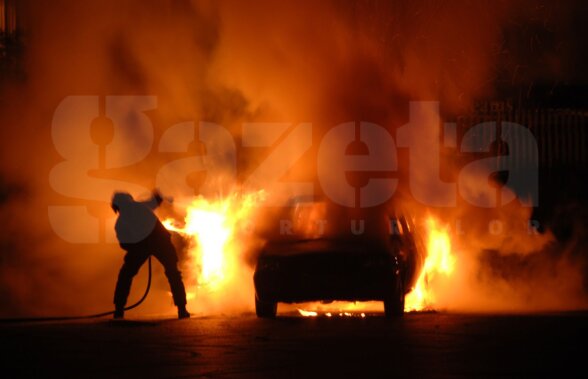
[
  {"x1": 255, "y1": 294, "x2": 277, "y2": 318},
  {"x1": 384, "y1": 275, "x2": 404, "y2": 318}
]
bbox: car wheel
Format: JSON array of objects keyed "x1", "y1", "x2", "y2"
[
  {"x1": 255, "y1": 294, "x2": 277, "y2": 318},
  {"x1": 384, "y1": 275, "x2": 404, "y2": 318}
]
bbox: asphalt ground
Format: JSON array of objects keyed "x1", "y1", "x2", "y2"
[{"x1": 1, "y1": 311, "x2": 586, "y2": 378}]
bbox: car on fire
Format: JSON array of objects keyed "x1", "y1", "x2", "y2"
[{"x1": 253, "y1": 198, "x2": 425, "y2": 318}]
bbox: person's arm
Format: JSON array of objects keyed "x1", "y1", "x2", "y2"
[{"x1": 140, "y1": 190, "x2": 164, "y2": 210}]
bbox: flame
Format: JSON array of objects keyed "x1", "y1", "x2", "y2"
[
  {"x1": 405, "y1": 216, "x2": 456, "y2": 312},
  {"x1": 292, "y1": 201, "x2": 327, "y2": 239},
  {"x1": 162, "y1": 191, "x2": 265, "y2": 310},
  {"x1": 295, "y1": 301, "x2": 380, "y2": 318},
  {"x1": 297, "y1": 307, "x2": 367, "y2": 318},
  {"x1": 297, "y1": 309, "x2": 318, "y2": 317},
  {"x1": 297, "y1": 308, "x2": 365, "y2": 318}
]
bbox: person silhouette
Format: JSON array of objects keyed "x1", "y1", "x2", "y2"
[{"x1": 111, "y1": 190, "x2": 190, "y2": 319}]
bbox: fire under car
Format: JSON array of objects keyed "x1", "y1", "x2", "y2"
[{"x1": 253, "y1": 198, "x2": 425, "y2": 318}]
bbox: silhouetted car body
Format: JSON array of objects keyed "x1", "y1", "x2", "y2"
[{"x1": 253, "y1": 203, "x2": 424, "y2": 318}]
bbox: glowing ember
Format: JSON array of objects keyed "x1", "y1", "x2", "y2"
[
  {"x1": 162, "y1": 191, "x2": 265, "y2": 307},
  {"x1": 297, "y1": 309, "x2": 318, "y2": 317},
  {"x1": 295, "y1": 301, "x2": 380, "y2": 317},
  {"x1": 405, "y1": 216, "x2": 456, "y2": 312},
  {"x1": 297, "y1": 308, "x2": 368, "y2": 318}
]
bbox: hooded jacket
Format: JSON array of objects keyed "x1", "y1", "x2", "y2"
[{"x1": 111, "y1": 191, "x2": 165, "y2": 244}]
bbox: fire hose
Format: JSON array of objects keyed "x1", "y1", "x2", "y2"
[{"x1": 0, "y1": 257, "x2": 152, "y2": 323}]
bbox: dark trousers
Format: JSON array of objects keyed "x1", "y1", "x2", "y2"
[{"x1": 114, "y1": 228, "x2": 187, "y2": 309}]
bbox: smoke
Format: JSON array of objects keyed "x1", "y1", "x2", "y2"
[
  {"x1": 0, "y1": 0, "x2": 586, "y2": 317},
  {"x1": 0, "y1": 0, "x2": 232, "y2": 317}
]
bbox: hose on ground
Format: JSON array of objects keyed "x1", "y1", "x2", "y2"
[{"x1": 0, "y1": 257, "x2": 152, "y2": 323}]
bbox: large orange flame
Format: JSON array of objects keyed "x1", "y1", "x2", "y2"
[
  {"x1": 162, "y1": 191, "x2": 265, "y2": 311},
  {"x1": 405, "y1": 216, "x2": 455, "y2": 311}
]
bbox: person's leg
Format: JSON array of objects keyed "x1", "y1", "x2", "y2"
[
  {"x1": 153, "y1": 236, "x2": 189, "y2": 318},
  {"x1": 113, "y1": 246, "x2": 150, "y2": 318}
]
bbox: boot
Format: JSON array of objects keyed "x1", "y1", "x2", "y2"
[
  {"x1": 177, "y1": 306, "x2": 190, "y2": 319},
  {"x1": 113, "y1": 307, "x2": 125, "y2": 319}
]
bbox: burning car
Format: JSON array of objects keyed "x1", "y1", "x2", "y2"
[{"x1": 253, "y1": 198, "x2": 425, "y2": 318}]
